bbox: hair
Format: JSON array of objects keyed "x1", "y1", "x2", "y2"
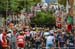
[
  {"x1": 7, "y1": 31, "x2": 11, "y2": 34},
  {"x1": 20, "y1": 33, "x2": 24, "y2": 35},
  {"x1": 50, "y1": 34, "x2": 54, "y2": 36},
  {"x1": 23, "y1": 28, "x2": 26, "y2": 32},
  {"x1": 19, "y1": 31, "x2": 24, "y2": 35}
]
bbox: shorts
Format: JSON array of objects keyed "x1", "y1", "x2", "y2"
[{"x1": 46, "y1": 42, "x2": 53, "y2": 49}]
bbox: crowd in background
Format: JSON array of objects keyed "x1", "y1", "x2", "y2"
[
  {"x1": 0, "y1": 2, "x2": 75, "y2": 49},
  {"x1": 0, "y1": 22, "x2": 75, "y2": 49}
]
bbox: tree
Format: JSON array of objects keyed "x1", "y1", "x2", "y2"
[
  {"x1": 0, "y1": 0, "x2": 37, "y2": 14},
  {"x1": 0, "y1": 0, "x2": 7, "y2": 10},
  {"x1": 31, "y1": 11, "x2": 56, "y2": 27},
  {"x1": 58, "y1": 0, "x2": 66, "y2": 6},
  {"x1": 33, "y1": 0, "x2": 41, "y2": 3},
  {"x1": 0, "y1": 0, "x2": 21, "y2": 14}
]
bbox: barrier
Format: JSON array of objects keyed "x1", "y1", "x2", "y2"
[{"x1": 30, "y1": 47, "x2": 75, "y2": 49}]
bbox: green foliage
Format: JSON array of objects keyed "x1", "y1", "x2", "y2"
[
  {"x1": 33, "y1": 0, "x2": 41, "y2": 3},
  {"x1": 0, "y1": 0, "x2": 36, "y2": 14},
  {"x1": 67, "y1": 16, "x2": 73, "y2": 24},
  {"x1": 0, "y1": 0, "x2": 8, "y2": 11},
  {"x1": 10, "y1": 0, "x2": 19, "y2": 12},
  {"x1": 31, "y1": 11, "x2": 56, "y2": 27},
  {"x1": 58, "y1": 0, "x2": 66, "y2": 6}
]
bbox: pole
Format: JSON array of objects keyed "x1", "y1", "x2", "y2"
[
  {"x1": 5, "y1": 0, "x2": 8, "y2": 28},
  {"x1": 25, "y1": 0, "x2": 28, "y2": 25}
]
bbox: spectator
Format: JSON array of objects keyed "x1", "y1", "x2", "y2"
[
  {"x1": 67, "y1": 33, "x2": 74, "y2": 49},
  {"x1": 57, "y1": 31, "x2": 66, "y2": 49},
  {"x1": 46, "y1": 33, "x2": 55, "y2": 49},
  {"x1": 17, "y1": 31, "x2": 25, "y2": 49},
  {"x1": 10, "y1": 28, "x2": 18, "y2": 49},
  {"x1": 35, "y1": 32, "x2": 41, "y2": 49}
]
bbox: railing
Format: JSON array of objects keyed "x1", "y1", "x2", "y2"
[{"x1": 31, "y1": 47, "x2": 75, "y2": 49}]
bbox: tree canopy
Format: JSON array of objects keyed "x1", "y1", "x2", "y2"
[
  {"x1": 58, "y1": 0, "x2": 66, "y2": 6},
  {"x1": 31, "y1": 11, "x2": 56, "y2": 27},
  {"x1": 0, "y1": 0, "x2": 36, "y2": 15}
]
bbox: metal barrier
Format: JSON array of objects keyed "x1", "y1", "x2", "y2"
[
  {"x1": 30, "y1": 47, "x2": 75, "y2": 49},
  {"x1": 10, "y1": 47, "x2": 75, "y2": 49}
]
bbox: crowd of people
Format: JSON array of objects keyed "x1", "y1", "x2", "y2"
[
  {"x1": 0, "y1": 2, "x2": 74, "y2": 49},
  {"x1": 0, "y1": 22, "x2": 75, "y2": 49}
]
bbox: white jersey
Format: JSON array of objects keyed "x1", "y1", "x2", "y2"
[{"x1": 47, "y1": 36, "x2": 55, "y2": 43}]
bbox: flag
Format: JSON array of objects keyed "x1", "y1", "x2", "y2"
[
  {"x1": 67, "y1": 16, "x2": 73, "y2": 24},
  {"x1": 67, "y1": 24, "x2": 72, "y2": 32}
]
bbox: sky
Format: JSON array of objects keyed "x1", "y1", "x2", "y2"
[{"x1": 42, "y1": 0, "x2": 58, "y2": 4}]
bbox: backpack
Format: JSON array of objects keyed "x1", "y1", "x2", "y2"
[{"x1": 17, "y1": 35, "x2": 25, "y2": 48}]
